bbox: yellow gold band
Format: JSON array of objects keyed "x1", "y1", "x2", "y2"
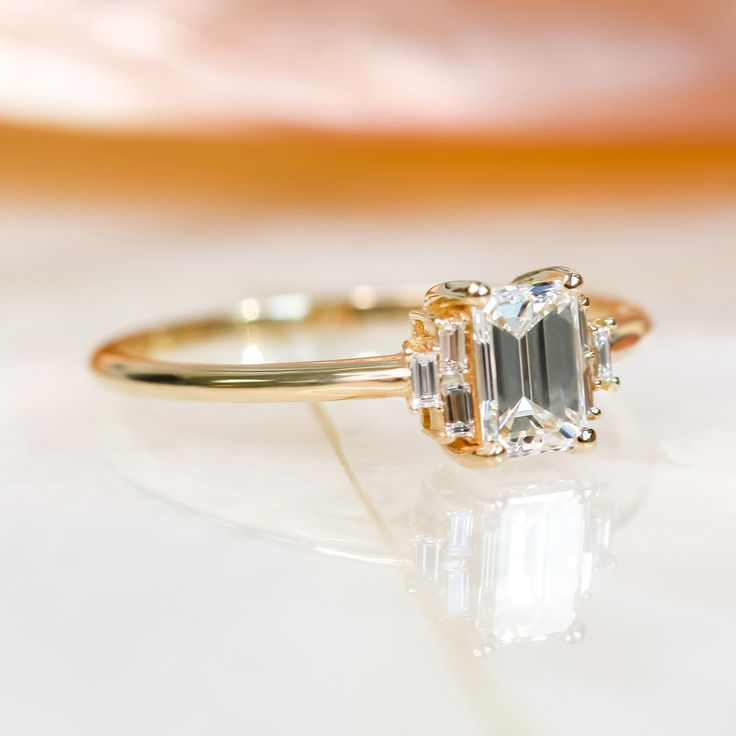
[{"x1": 91, "y1": 287, "x2": 650, "y2": 404}]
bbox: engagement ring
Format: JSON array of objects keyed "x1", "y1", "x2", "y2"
[{"x1": 92, "y1": 267, "x2": 650, "y2": 465}]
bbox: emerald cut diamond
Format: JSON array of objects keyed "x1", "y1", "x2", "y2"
[
  {"x1": 408, "y1": 270, "x2": 616, "y2": 461},
  {"x1": 472, "y1": 281, "x2": 589, "y2": 456}
]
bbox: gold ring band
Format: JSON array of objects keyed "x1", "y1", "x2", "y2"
[
  {"x1": 91, "y1": 290, "x2": 647, "y2": 402},
  {"x1": 92, "y1": 287, "x2": 423, "y2": 403},
  {"x1": 91, "y1": 270, "x2": 650, "y2": 463}
]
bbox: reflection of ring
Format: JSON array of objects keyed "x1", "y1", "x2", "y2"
[
  {"x1": 91, "y1": 266, "x2": 650, "y2": 464},
  {"x1": 412, "y1": 464, "x2": 611, "y2": 650}
]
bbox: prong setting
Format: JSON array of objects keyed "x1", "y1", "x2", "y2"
[
  {"x1": 577, "y1": 427, "x2": 597, "y2": 445},
  {"x1": 564, "y1": 272, "x2": 584, "y2": 289},
  {"x1": 408, "y1": 269, "x2": 619, "y2": 464},
  {"x1": 512, "y1": 266, "x2": 584, "y2": 289},
  {"x1": 424, "y1": 280, "x2": 491, "y2": 312}
]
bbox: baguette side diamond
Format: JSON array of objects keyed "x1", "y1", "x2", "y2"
[
  {"x1": 444, "y1": 383, "x2": 474, "y2": 438},
  {"x1": 410, "y1": 353, "x2": 441, "y2": 410},
  {"x1": 592, "y1": 324, "x2": 614, "y2": 384},
  {"x1": 438, "y1": 319, "x2": 467, "y2": 374}
]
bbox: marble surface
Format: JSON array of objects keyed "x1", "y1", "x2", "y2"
[{"x1": 2, "y1": 203, "x2": 735, "y2": 734}]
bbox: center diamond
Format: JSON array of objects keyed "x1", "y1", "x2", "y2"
[{"x1": 472, "y1": 281, "x2": 588, "y2": 456}]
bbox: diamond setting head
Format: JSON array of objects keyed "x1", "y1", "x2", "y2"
[{"x1": 408, "y1": 269, "x2": 613, "y2": 462}]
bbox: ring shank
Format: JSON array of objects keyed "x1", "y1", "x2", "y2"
[{"x1": 91, "y1": 288, "x2": 650, "y2": 403}]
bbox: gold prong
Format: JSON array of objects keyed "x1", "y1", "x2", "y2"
[
  {"x1": 479, "y1": 443, "x2": 506, "y2": 459},
  {"x1": 512, "y1": 266, "x2": 584, "y2": 290},
  {"x1": 443, "y1": 443, "x2": 506, "y2": 467},
  {"x1": 587, "y1": 406, "x2": 602, "y2": 419},
  {"x1": 607, "y1": 376, "x2": 621, "y2": 391},
  {"x1": 423, "y1": 280, "x2": 491, "y2": 317},
  {"x1": 603, "y1": 317, "x2": 617, "y2": 327},
  {"x1": 577, "y1": 427, "x2": 596, "y2": 446},
  {"x1": 578, "y1": 294, "x2": 590, "y2": 307},
  {"x1": 465, "y1": 281, "x2": 490, "y2": 297},
  {"x1": 424, "y1": 280, "x2": 489, "y2": 304}
]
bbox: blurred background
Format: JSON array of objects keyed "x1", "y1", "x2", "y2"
[
  {"x1": 2, "y1": 3, "x2": 736, "y2": 735},
  {"x1": 1, "y1": 0, "x2": 734, "y2": 210}
]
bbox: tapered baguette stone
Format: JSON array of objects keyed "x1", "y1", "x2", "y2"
[{"x1": 473, "y1": 281, "x2": 589, "y2": 456}]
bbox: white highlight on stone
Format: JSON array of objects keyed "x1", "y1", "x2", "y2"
[{"x1": 409, "y1": 352, "x2": 441, "y2": 410}]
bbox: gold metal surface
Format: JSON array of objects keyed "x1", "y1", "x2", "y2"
[
  {"x1": 513, "y1": 266, "x2": 584, "y2": 290},
  {"x1": 91, "y1": 284, "x2": 650, "y2": 404}
]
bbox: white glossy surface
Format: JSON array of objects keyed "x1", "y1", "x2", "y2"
[
  {"x1": 2, "y1": 204, "x2": 735, "y2": 734},
  {"x1": 490, "y1": 489, "x2": 585, "y2": 642}
]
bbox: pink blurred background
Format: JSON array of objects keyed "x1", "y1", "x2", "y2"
[{"x1": 1, "y1": 0, "x2": 734, "y2": 139}]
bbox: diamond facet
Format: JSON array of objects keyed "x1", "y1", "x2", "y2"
[{"x1": 410, "y1": 352, "x2": 441, "y2": 410}]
